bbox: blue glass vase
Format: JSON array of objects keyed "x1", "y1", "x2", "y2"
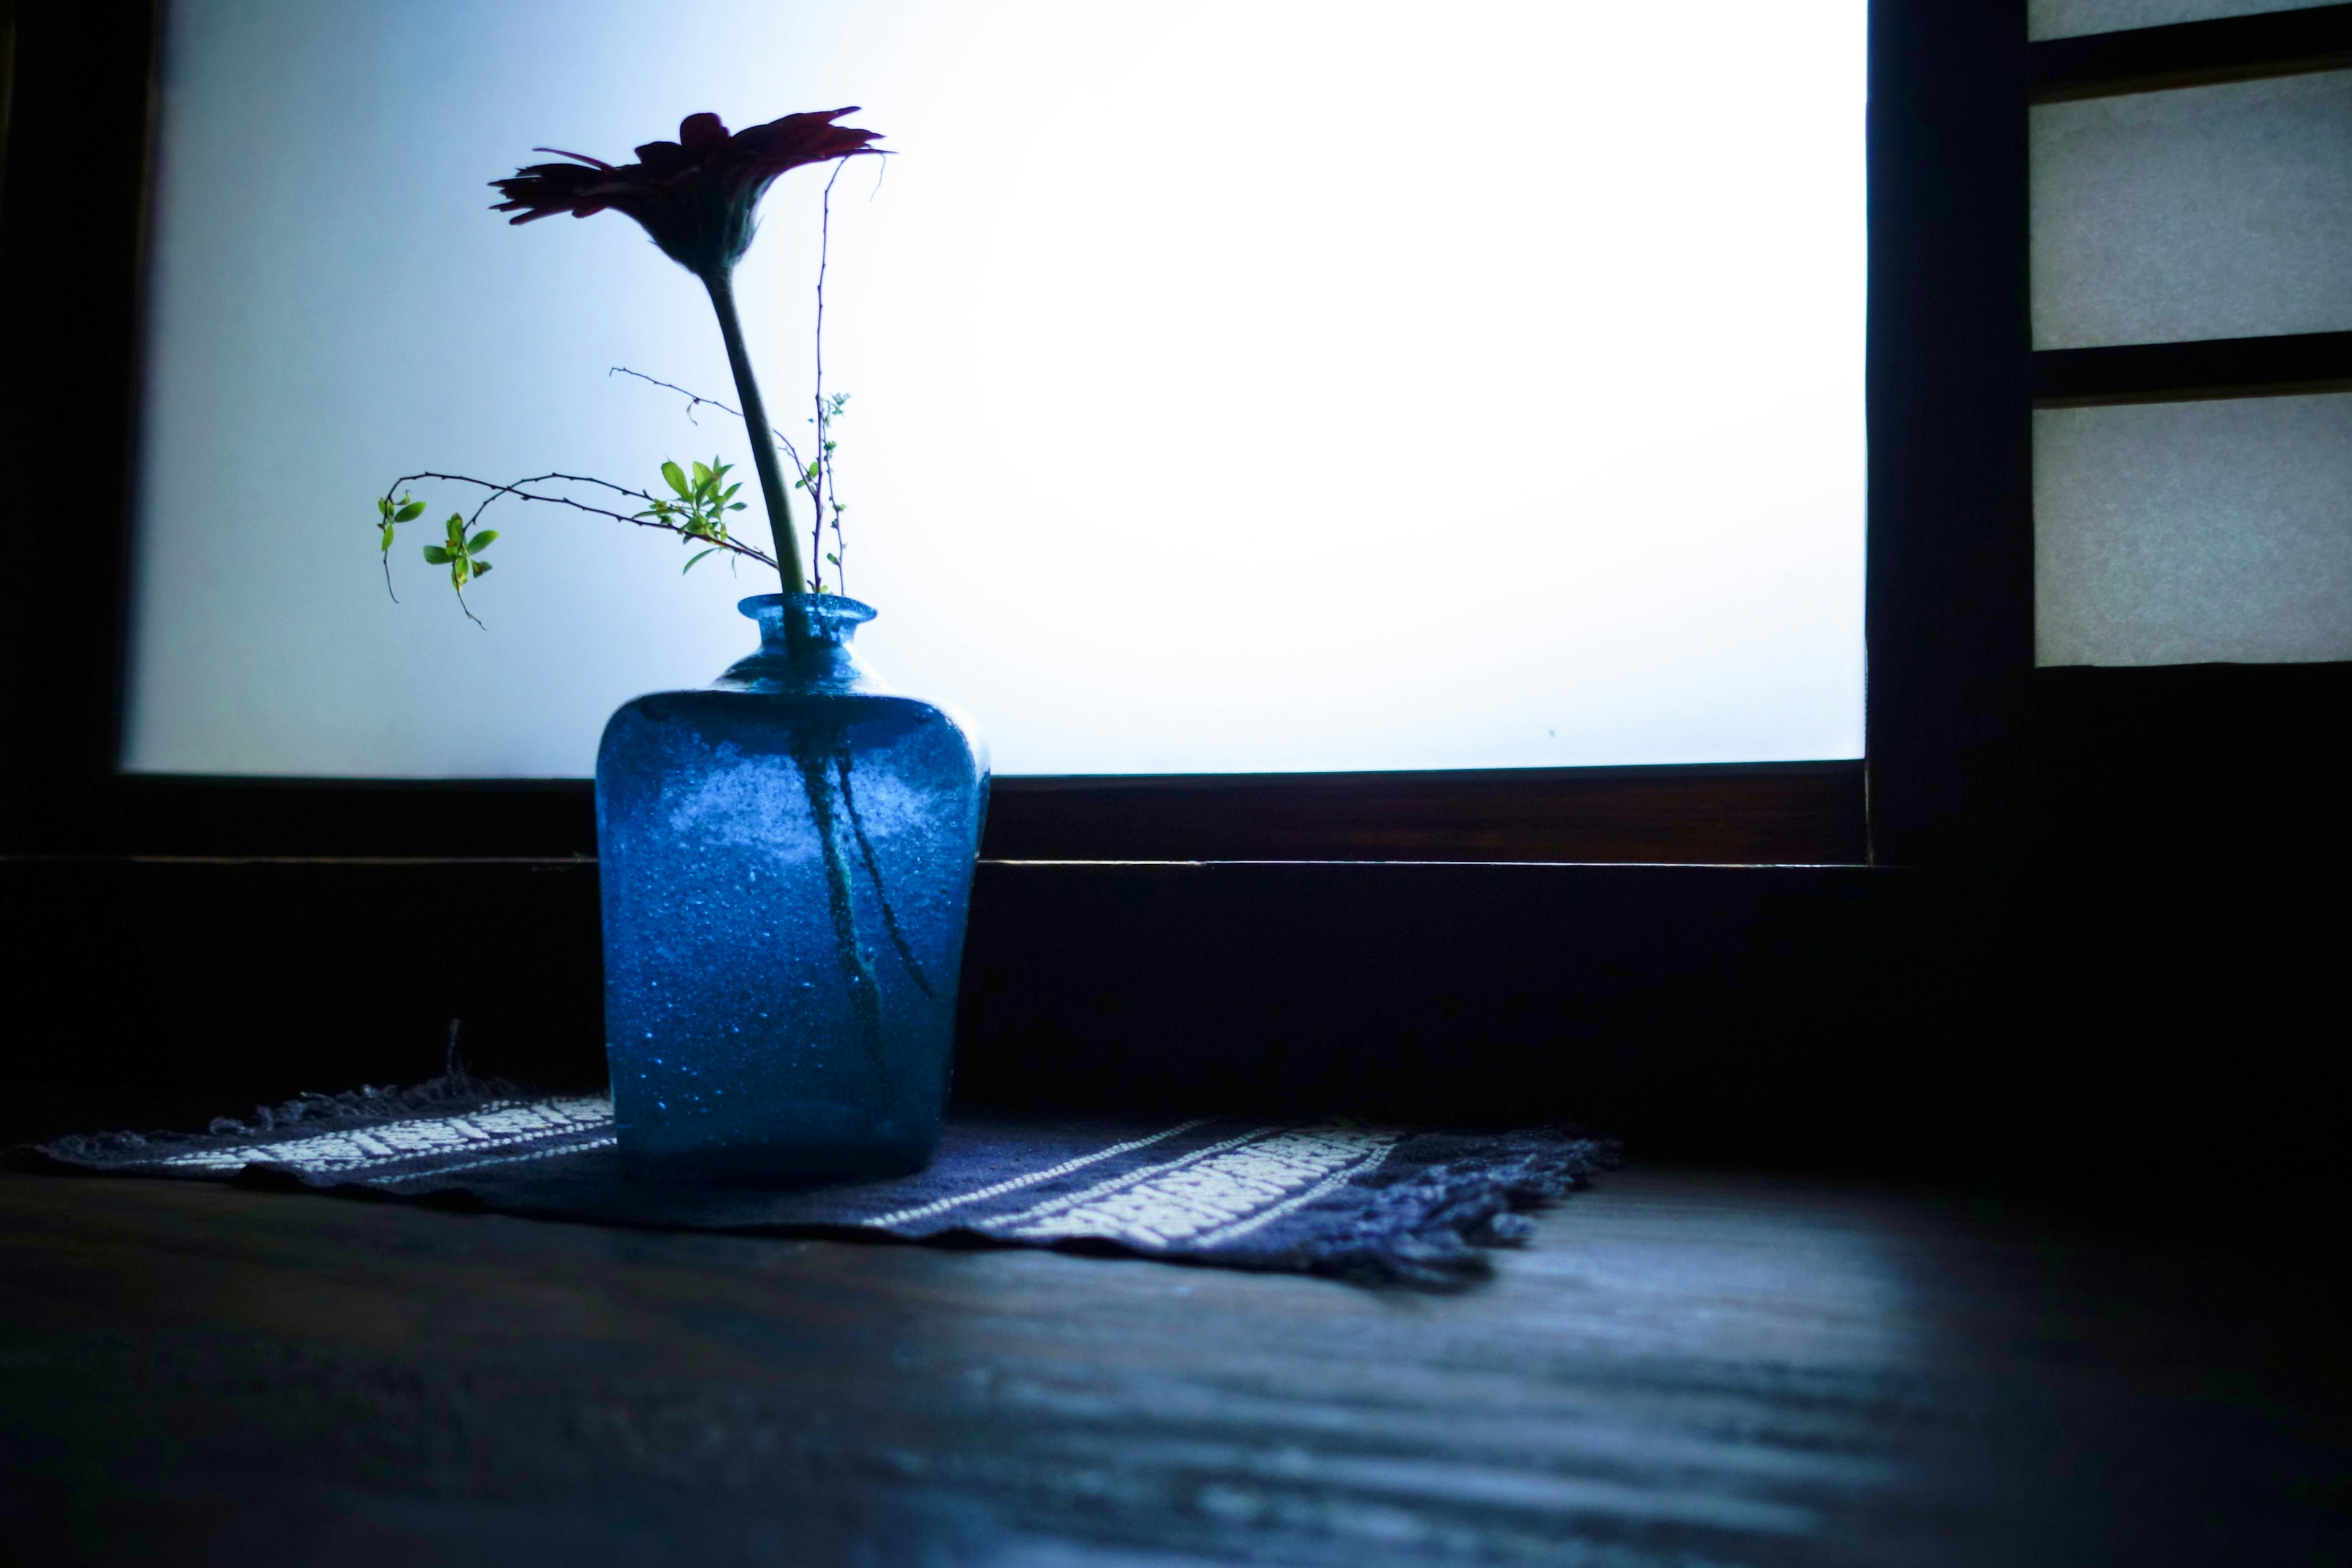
[{"x1": 595, "y1": 593, "x2": 987, "y2": 1178}]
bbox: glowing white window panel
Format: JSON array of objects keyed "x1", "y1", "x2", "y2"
[
  {"x1": 123, "y1": 0, "x2": 1866, "y2": 779},
  {"x1": 2032, "y1": 70, "x2": 2352, "y2": 349},
  {"x1": 2035, "y1": 393, "x2": 2352, "y2": 667}
]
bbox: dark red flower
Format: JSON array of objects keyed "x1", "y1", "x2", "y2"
[{"x1": 491, "y1": 108, "x2": 883, "y2": 277}]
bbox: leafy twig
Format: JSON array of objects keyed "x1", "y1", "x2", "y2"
[
  {"x1": 379, "y1": 470, "x2": 778, "y2": 570},
  {"x1": 640, "y1": 458, "x2": 753, "y2": 575},
  {"x1": 375, "y1": 491, "x2": 492, "y2": 627}
]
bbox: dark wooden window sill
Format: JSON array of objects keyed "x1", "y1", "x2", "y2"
[
  {"x1": 982, "y1": 761, "x2": 1865, "y2": 865},
  {"x1": 64, "y1": 760, "x2": 1869, "y2": 865}
]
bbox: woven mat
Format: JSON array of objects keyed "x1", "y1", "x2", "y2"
[{"x1": 15, "y1": 1077, "x2": 1615, "y2": 1284}]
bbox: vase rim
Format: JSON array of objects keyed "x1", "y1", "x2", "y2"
[{"x1": 737, "y1": 592, "x2": 876, "y2": 627}]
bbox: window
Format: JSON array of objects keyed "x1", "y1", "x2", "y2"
[
  {"x1": 119, "y1": 1, "x2": 1867, "y2": 788},
  {"x1": 17, "y1": 3, "x2": 2076, "y2": 865}
]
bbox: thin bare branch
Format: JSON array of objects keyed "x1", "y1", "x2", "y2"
[
  {"x1": 810, "y1": 165, "x2": 837, "y2": 589},
  {"x1": 608, "y1": 366, "x2": 728, "y2": 425},
  {"x1": 812, "y1": 161, "x2": 851, "y2": 595},
  {"x1": 609, "y1": 366, "x2": 805, "y2": 483}
]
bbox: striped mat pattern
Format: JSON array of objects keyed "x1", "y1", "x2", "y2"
[{"x1": 26, "y1": 1084, "x2": 1612, "y2": 1282}]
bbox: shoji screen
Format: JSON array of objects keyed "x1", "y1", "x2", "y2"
[{"x1": 2030, "y1": 9, "x2": 2352, "y2": 668}]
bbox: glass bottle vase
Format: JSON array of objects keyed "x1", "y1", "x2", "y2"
[{"x1": 595, "y1": 593, "x2": 987, "y2": 1178}]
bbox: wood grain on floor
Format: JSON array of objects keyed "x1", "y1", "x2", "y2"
[{"x1": 1, "y1": 1165, "x2": 2345, "y2": 1566}]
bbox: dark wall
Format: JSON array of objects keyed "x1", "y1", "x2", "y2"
[
  {"x1": 0, "y1": 0, "x2": 154, "y2": 854},
  {"x1": 4, "y1": 857, "x2": 2339, "y2": 1188}
]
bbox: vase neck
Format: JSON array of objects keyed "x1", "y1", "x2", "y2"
[{"x1": 718, "y1": 593, "x2": 881, "y2": 695}]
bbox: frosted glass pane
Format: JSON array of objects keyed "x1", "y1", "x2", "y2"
[
  {"x1": 124, "y1": 0, "x2": 1866, "y2": 779},
  {"x1": 2030, "y1": 0, "x2": 2340, "y2": 40},
  {"x1": 2032, "y1": 70, "x2": 2352, "y2": 349},
  {"x1": 2035, "y1": 393, "x2": 2352, "y2": 666}
]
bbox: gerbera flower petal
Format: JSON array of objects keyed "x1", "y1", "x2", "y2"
[{"x1": 489, "y1": 107, "x2": 883, "y2": 274}]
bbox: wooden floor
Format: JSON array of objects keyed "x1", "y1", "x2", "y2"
[{"x1": 2, "y1": 1158, "x2": 2346, "y2": 1566}]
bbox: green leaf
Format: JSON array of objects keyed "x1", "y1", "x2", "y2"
[
  {"x1": 444, "y1": 513, "x2": 466, "y2": 543},
  {"x1": 421, "y1": 545, "x2": 451, "y2": 565},
  {"x1": 377, "y1": 497, "x2": 393, "y2": 519},
  {"x1": 682, "y1": 547, "x2": 720, "y2": 573},
  {"x1": 468, "y1": 529, "x2": 497, "y2": 552},
  {"x1": 720, "y1": 483, "x2": 741, "y2": 502},
  {"x1": 379, "y1": 524, "x2": 396, "y2": 552},
  {"x1": 691, "y1": 460, "x2": 713, "y2": 489},
  {"x1": 394, "y1": 499, "x2": 426, "y2": 522},
  {"x1": 662, "y1": 461, "x2": 689, "y2": 498},
  {"x1": 471, "y1": 560, "x2": 492, "y2": 577}
]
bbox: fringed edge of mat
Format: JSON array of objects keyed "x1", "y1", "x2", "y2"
[
  {"x1": 720, "y1": 1127, "x2": 1623, "y2": 1288},
  {"x1": 10, "y1": 1071, "x2": 522, "y2": 1170},
  {"x1": 1171, "y1": 1126, "x2": 1621, "y2": 1286}
]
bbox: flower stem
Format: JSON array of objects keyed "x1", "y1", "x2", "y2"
[
  {"x1": 701, "y1": 266, "x2": 805, "y2": 595},
  {"x1": 795, "y1": 727, "x2": 887, "y2": 1074}
]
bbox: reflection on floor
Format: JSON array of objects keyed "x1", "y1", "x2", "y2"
[{"x1": 2, "y1": 1156, "x2": 2346, "y2": 1565}]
